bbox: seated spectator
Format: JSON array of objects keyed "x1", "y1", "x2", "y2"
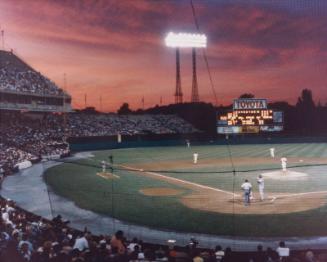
[
  {"x1": 18, "y1": 233, "x2": 33, "y2": 252},
  {"x1": 19, "y1": 242, "x2": 32, "y2": 261},
  {"x1": 251, "y1": 244, "x2": 267, "y2": 262},
  {"x1": 73, "y1": 232, "x2": 89, "y2": 251},
  {"x1": 110, "y1": 230, "x2": 126, "y2": 255},
  {"x1": 155, "y1": 246, "x2": 168, "y2": 261},
  {"x1": 215, "y1": 245, "x2": 225, "y2": 261},
  {"x1": 223, "y1": 247, "x2": 233, "y2": 262},
  {"x1": 276, "y1": 241, "x2": 290, "y2": 261},
  {"x1": 129, "y1": 244, "x2": 140, "y2": 261},
  {"x1": 305, "y1": 250, "x2": 318, "y2": 262},
  {"x1": 266, "y1": 247, "x2": 279, "y2": 261},
  {"x1": 127, "y1": 237, "x2": 139, "y2": 254},
  {"x1": 193, "y1": 249, "x2": 204, "y2": 262}
]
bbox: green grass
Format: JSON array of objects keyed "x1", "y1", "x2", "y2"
[{"x1": 44, "y1": 143, "x2": 327, "y2": 237}]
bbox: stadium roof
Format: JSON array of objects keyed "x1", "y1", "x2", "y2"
[{"x1": 0, "y1": 50, "x2": 33, "y2": 71}]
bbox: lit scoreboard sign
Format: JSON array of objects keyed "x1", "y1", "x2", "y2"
[
  {"x1": 233, "y1": 99, "x2": 267, "y2": 110},
  {"x1": 217, "y1": 98, "x2": 283, "y2": 134}
]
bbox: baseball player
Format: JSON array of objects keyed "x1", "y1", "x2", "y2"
[
  {"x1": 193, "y1": 153, "x2": 198, "y2": 164},
  {"x1": 186, "y1": 140, "x2": 191, "y2": 148},
  {"x1": 241, "y1": 179, "x2": 252, "y2": 206},
  {"x1": 101, "y1": 160, "x2": 106, "y2": 173},
  {"x1": 270, "y1": 147, "x2": 275, "y2": 158},
  {"x1": 281, "y1": 157, "x2": 287, "y2": 172},
  {"x1": 257, "y1": 175, "x2": 264, "y2": 201}
]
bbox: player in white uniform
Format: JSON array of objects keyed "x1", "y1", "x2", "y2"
[
  {"x1": 281, "y1": 157, "x2": 287, "y2": 172},
  {"x1": 257, "y1": 175, "x2": 264, "y2": 201},
  {"x1": 241, "y1": 179, "x2": 252, "y2": 206},
  {"x1": 186, "y1": 140, "x2": 190, "y2": 148},
  {"x1": 193, "y1": 153, "x2": 198, "y2": 164},
  {"x1": 270, "y1": 147, "x2": 275, "y2": 158},
  {"x1": 101, "y1": 160, "x2": 106, "y2": 173}
]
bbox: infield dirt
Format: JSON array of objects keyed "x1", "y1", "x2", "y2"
[
  {"x1": 140, "y1": 187, "x2": 184, "y2": 196},
  {"x1": 123, "y1": 158, "x2": 327, "y2": 215}
]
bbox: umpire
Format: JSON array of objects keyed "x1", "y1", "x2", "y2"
[{"x1": 241, "y1": 179, "x2": 252, "y2": 206}]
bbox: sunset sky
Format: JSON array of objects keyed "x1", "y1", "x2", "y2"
[{"x1": 1, "y1": 0, "x2": 327, "y2": 112}]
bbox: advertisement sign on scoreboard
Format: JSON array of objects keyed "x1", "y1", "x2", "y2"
[
  {"x1": 233, "y1": 99, "x2": 267, "y2": 110},
  {"x1": 217, "y1": 126, "x2": 242, "y2": 134}
]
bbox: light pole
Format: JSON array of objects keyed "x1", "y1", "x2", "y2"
[{"x1": 165, "y1": 32, "x2": 207, "y2": 103}]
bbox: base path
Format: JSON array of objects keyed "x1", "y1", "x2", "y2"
[{"x1": 120, "y1": 165, "x2": 239, "y2": 197}]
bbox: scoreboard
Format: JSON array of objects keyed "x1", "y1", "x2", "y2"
[{"x1": 217, "y1": 99, "x2": 283, "y2": 134}]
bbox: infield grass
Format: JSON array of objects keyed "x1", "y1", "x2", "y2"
[{"x1": 44, "y1": 143, "x2": 327, "y2": 237}]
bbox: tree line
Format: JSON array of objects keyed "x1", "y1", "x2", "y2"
[{"x1": 95, "y1": 89, "x2": 327, "y2": 136}]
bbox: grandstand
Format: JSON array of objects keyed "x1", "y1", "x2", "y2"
[
  {"x1": 67, "y1": 113, "x2": 198, "y2": 137},
  {"x1": 0, "y1": 50, "x2": 72, "y2": 112},
  {"x1": 0, "y1": 111, "x2": 198, "y2": 175}
]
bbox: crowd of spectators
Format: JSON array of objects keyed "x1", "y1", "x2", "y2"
[
  {"x1": 67, "y1": 113, "x2": 198, "y2": 137},
  {"x1": 152, "y1": 115, "x2": 197, "y2": 135},
  {"x1": 0, "y1": 112, "x2": 198, "y2": 175},
  {"x1": 0, "y1": 68, "x2": 64, "y2": 97},
  {"x1": 0, "y1": 197, "x2": 324, "y2": 261},
  {"x1": 0, "y1": 113, "x2": 69, "y2": 175}
]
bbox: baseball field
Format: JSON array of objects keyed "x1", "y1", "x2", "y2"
[{"x1": 44, "y1": 143, "x2": 327, "y2": 237}]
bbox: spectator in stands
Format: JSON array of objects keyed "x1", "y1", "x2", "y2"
[
  {"x1": 127, "y1": 237, "x2": 139, "y2": 254},
  {"x1": 192, "y1": 249, "x2": 204, "y2": 262},
  {"x1": 223, "y1": 247, "x2": 234, "y2": 262},
  {"x1": 266, "y1": 247, "x2": 278, "y2": 261},
  {"x1": 18, "y1": 233, "x2": 33, "y2": 252},
  {"x1": 19, "y1": 242, "x2": 32, "y2": 261},
  {"x1": 155, "y1": 246, "x2": 168, "y2": 261},
  {"x1": 215, "y1": 245, "x2": 225, "y2": 261},
  {"x1": 251, "y1": 244, "x2": 267, "y2": 262},
  {"x1": 96, "y1": 239, "x2": 111, "y2": 261},
  {"x1": 73, "y1": 232, "x2": 90, "y2": 252},
  {"x1": 110, "y1": 230, "x2": 126, "y2": 256},
  {"x1": 305, "y1": 250, "x2": 318, "y2": 262},
  {"x1": 276, "y1": 241, "x2": 290, "y2": 261}
]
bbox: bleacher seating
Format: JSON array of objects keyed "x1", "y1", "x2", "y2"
[
  {"x1": 67, "y1": 113, "x2": 198, "y2": 137},
  {"x1": 0, "y1": 112, "x2": 198, "y2": 175},
  {"x1": 0, "y1": 50, "x2": 71, "y2": 112}
]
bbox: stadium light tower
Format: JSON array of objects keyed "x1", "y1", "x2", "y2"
[{"x1": 165, "y1": 32, "x2": 207, "y2": 103}]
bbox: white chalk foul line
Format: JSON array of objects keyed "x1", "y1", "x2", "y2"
[
  {"x1": 269, "y1": 191, "x2": 327, "y2": 203},
  {"x1": 119, "y1": 165, "x2": 239, "y2": 197},
  {"x1": 274, "y1": 190, "x2": 327, "y2": 199}
]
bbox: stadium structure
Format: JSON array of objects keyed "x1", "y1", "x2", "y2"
[
  {"x1": 0, "y1": 50, "x2": 72, "y2": 112},
  {"x1": 2, "y1": 51, "x2": 327, "y2": 261}
]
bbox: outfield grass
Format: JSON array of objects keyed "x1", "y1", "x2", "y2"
[{"x1": 44, "y1": 143, "x2": 327, "y2": 237}]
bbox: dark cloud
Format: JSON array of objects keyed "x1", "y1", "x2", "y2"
[{"x1": 190, "y1": 2, "x2": 327, "y2": 70}]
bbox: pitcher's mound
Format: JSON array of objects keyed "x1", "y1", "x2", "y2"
[{"x1": 262, "y1": 170, "x2": 308, "y2": 180}]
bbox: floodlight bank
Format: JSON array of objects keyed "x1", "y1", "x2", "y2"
[{"x1": 165, "y1": 32, "x2": 207, "y2": 48}]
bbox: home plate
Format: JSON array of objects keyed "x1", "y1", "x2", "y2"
[{"x1": 262, "y1": 170, "x2": 308, "y2": 180}]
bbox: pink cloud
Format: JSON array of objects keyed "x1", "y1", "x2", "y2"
[{"x1": 1, "y1": 0, "x2": 327, "y2": 111}]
